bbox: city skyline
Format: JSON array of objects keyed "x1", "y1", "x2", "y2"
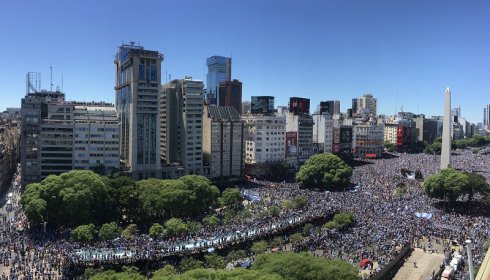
[{"x1": 1, "y1": 0, "x2": 489, "y2": 123}]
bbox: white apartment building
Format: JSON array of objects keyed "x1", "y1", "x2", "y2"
[
  {"x1": 242, "y1": 115, "x2": 286, "y2": 165},
  {"x1": 73, "y1": 103, "x2": 120, "y2": 172},
  {"x1": 312, "y1": 113, "x2": 333, "y2": 153}
]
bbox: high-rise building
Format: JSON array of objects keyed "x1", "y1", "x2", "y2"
[
  {"x1": 278, "y1": 102, "x2": 314, "y2": 167},
  {"x1": 21, "y1": 90, "x2": 66, "y2": 184},
  {"x1": 160, "y1": 78, "x2": 204, "y2": 175},
  {"x1": 312, "y1": 113, "x2": 333, "y2": 153},
  {"x1": 218, "y1": 79, "x2": 242, "y2": 114},
  {"x1": 206, "y1": 56, "x2": 231, "y2": 104},
  {"x1": 484, "y1": 105, "x2": 490, "y2": 131},
  {"x1": 241, "y1": 101, "x2": 251, "y2": 115},
  {"x1": 21, "y1": 90, "x2": 120, "y2": 185},
  {"x1": 319, "y1": 100, "x2": 340, "y2": 115},
  {"x1": 72, "y1": 103, "x2": 120, "y2": 172},
  {"x1": 356, "y1": 94, "x2": 377, "y2": 117},
  {"x1": 114, "y1": 44, "x2": 163, "y2": 179},
  {"x1": 203, "y1": 105, "x2": 244, "y2": 181}
]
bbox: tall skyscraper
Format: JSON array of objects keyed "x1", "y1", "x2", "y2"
[
  {"x1": 218, "y1": 79, "x2": 242, "y2": 114},
  {"x1": 441, "y1": 87, "x2": 452, "y2": 170},
  {"x1": 160, "y1": 77, "x2": 204, "y2": 175},
  {"x1": 484, "y1": 104, "x2": 490, "y2": 131},
  {"x1": 206, "y1": 56, "x2": 231, "y2": 104},
  {"x1": 114, "y1": 44, "x2": 163, "y2": 179}
]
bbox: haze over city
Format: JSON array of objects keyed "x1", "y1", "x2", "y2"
[{"x1": 1, "y1": 0, "x2": 489, "y2": 123}]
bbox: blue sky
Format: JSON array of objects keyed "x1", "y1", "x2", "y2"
[{"x1": 1, "y1": 0, "x2": 489, "y2": 123}]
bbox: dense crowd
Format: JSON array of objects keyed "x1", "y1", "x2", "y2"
[{"x1": 0, "y1": 150, "x2": 489, "y2": 279}]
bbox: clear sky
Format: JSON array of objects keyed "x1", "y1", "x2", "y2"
[{"x1": 1, "y1": 0, "x2": 489, "y2": 123}]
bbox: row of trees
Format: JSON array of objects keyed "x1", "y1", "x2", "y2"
[
  {"x1": 424, "y1": 135, "x2": 490, "y2": 155},
  {"x1": 86, "y1": 252, "x2": 359, "y2": 280},
  {"x1": 21, "y1": 170, "x2": 229, "y2": 228},
  {"x1": 424, "y1": 168, "x2": 489, "y2": 205}
]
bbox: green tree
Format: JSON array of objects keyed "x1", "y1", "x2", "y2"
[
  {"x1": 251, "y1": 240, "x2": 269, "y2": 255},
  {"x1": 296, "y1": 153, "x2": 352, "y2": 190},
  {"x1": 252, "y1": 252, "x2": 359, "y2": 280},
  {"x1": 202, "y1": 214, "x2": 220, "y2": 226},
  {"x1": 271, "y1": 236, "x2": 284, "y2": 248},
  {"x1": 71, "y1": 224, "x2": 96, "y2": 243},
  {"x1": 461, "y1": 172, "x2": 490, "y2": 202},
  {"x1": 424, "y1": 168, "x2": 470, "y2": 204},
  {"x1": 227, "y1": 249, "x2": 247, "y2": 261},
  {"x1": 121, "y1": 224, "x2": 139, "y2": 240},
  {"x1": 186, "y1": 221, "x2": 202, "y2": 233},
  {"x1": 289, "y1": 233, "x2": 303, "y2": 244},
  {"x1": 22, "y1": 170, "x2": 116, "y2": 228},
  {"x1": 293, "y1": 196, "x2": 307, "y2": 209},
  {"x1": 282, "y1": 199, "x2": 293, "y2": 209},
  {"x1": 265, "y1": 160, "x2": 291, "y2": 181},
  {"x1": 178, "y1": 268, "x2": 282, "y2": 280},
  {"x1": 98, "y1": 222, "x2": 121, "y2": 241},
  {"x1": 269, "y1": 205, "x2": 280, "y2": 217},
  {"x1": 424, "y1": 141, "x2": 442, "y2": 155},
  {"x1": 151, "y1": 265, "x2": 177, "y2": 279},
  {"x1": 179, "y1": 257, "x2": 204, "y2": 272},
  {"x1": 384, "y1": 140, "x2": 396, "y2": 152},
  {"x1": 90, "y1": 266, "x2": 145, "y2": 280},
  {"x1": 149, "y1": 223, "x2": 164, "y2": 239},
  {"x1": 302, "y1": 223, "x2": 313, "y2": 236},
  {"x1": 165, "y1": 218, "x2": 188, "y2": 236},
  {"x1": 204, "y1": 254, "x2": 225, "y2": 269},
  {"x1": 219, "y1": 187, "x2": 243, "y2": 210}
]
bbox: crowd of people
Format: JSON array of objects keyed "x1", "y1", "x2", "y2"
[{"x1": 0, "y1": 150, "x2": 489, "y2": 279}]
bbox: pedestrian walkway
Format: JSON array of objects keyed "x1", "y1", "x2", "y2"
[{"x1": 394, "y1": 248, "x2": 444, "y2": 280}]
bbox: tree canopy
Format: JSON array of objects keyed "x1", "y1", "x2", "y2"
[
  {"x1": 88, "y1": 252, "x2": 358, "y2": 280},
  {"x1": 22, "y1": 171, "x2": 220, "y2": 228},
  {"x1": 296, "y1": 153, "x2": 352, "y2": 189},
  {"x1": 424, "y1": 169, "x2": 489, "y2": 205}
]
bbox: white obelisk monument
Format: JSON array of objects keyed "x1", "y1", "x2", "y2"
[{"x1": 440, "y1": 87, "x2": 452, "y2": 170}]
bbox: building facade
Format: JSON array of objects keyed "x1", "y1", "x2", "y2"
[
  {"x1": 352, "y1": 122, "x2": 384, "y2": 158},
  {"x1": 160, "y1": 78, "x2": 204, "y2": 175},
  {"x1": 20, "y1": 91, "x2": 66, "y2": 184},
  {"x1": 356, "y1": 94, "x2": 377, "y2": 117},
  {"x1": 218, "y1": 79, "x2": 242, "y2": 114},
  {"x1": 242, "y1": 114, "x2": 286, "y2": 176},
  {"x1": 484, "y1": 105, "x2": 490, "y2": 131},
  {"x1": 319, "y1": 100, "x2": 340, "y2": 115},
  {"x1": 203, "y1": 105, "x2": 244, "y2": 181},
  {"x1": 312, "y1": 113, "x2": 334, "y2": 153},
  {"x1": 72, "y1": 103, "x2": 120, "y2": 172},
  {"x1": 206, "y1": 56, "x2": 231, "y2": 104},
  {"x1": 115, "y1": 44, "x2": 163, "y2": 179}
]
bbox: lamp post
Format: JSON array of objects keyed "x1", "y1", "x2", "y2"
[{"x1": 466, "y1": 240, "x2": 474, "y2": 280}]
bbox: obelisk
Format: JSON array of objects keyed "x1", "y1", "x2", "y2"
[{"x1": 440, "y1": 87, "x2": 451, "y2": 170}]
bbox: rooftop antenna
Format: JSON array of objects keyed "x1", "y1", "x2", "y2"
[
  {"x1": 50, "y1": 66, "x2": 53, "y2": 92},
  {"x1": 61, "y1": 74, "x2": 64, "y2": 92}
]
